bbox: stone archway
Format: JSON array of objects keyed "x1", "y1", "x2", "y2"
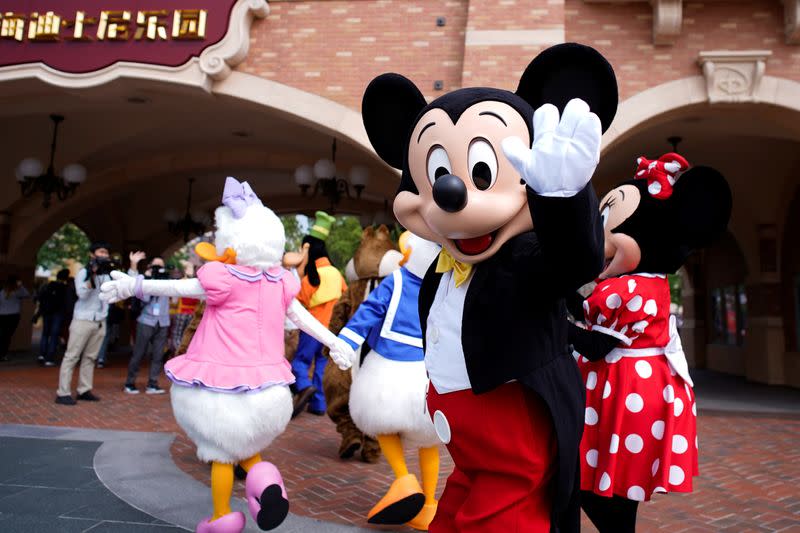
[
  {"x1": 595, "y1": 75, "x2": 800, "y2": 387},
  {"x1": 602, "y1": 74, "x2": 800, "y2": 154},
  {"x1": 0, "y1": 20, "x2": 398, "y2": 352},
  {"x1": 0, "y1": 74, "x2": 395, "y2": 272}
]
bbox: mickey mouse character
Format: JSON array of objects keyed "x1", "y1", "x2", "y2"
[
  {"x1": 568, "y1": 154, "x2": 731, "y2": 532},
  {"x1": 362, "y1": 43, "x2": 617, "y2": 532}
]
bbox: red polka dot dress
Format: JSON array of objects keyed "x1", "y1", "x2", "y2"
[{"x1": 576, "y1": 274, "x2": 698, "y2": 501}]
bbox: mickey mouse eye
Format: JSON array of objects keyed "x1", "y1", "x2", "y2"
[
  {"x1": 426, "y1": 145, "x2": 452, "y2": 186},
  {"x1": 600, "y1": 205, "x2": 610, "y2": 228},
  {"x1": 468, "y1": 138, "x2": 497, "y2": 191}
]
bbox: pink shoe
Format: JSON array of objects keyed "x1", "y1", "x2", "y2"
[
  {"x1": 196, "y1": 511, "x2": 245, "y2": 533},
  {"x1": 245, "y1": 462, "x2": 290, "y2": 531}
]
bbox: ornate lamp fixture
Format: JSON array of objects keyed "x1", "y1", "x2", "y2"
[
  {"x1": 15, "y1": 114, "x2": 87, "y2": 208},
  {"x1": 164, "y1": 178, "x2": 209, "y2": 243},
  {"x1": 294, "y1": 138, "x2": 369, "y2": 211}
]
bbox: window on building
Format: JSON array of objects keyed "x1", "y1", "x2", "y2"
[{"x1": 711, "y1": 285, "x2": 746, "y2": 346}]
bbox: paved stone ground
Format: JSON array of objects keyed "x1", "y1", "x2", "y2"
[
  {"x1": 1, "y1": 351, "x2": 799, "y2": 532},
  {"x1": 0, "y1": 435, "x2": 183, "y2": 532}
]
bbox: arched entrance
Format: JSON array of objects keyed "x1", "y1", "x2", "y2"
[
  {"x1": 0, "y1": 70, "x2": 394, "y2": 352},
  {"x1": 596, "y1": 75, "x2": 800, "y2": 387},
  {"x1": 0, "y1": 74, "x2": 395, "y2": 266},
  {"x1": 780, "y1": 186, "x2": 800, "y2": 386}
]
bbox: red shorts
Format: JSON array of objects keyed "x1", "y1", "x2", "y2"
[{"x1": 426, "y1": 382, "x2": 556, "y2": 533}]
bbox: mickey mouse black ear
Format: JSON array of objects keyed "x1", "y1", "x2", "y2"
[
  {"x1": 362, "y1": 73, "x2": 428, "y2": 169},
  {"x1": 516, "y1": 43, "x2": 618, "y2": 133}
]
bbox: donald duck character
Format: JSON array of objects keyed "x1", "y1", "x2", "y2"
[
  {"x1": 100, "y1": 177, "x2": 355, "y2": 533},
  {"x1": 343, "y1": 232, "x2": 442, "y2": 530}
]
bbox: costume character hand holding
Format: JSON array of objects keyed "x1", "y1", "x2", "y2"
[
  {"x1": 362, "y1": 43, "x2": 617, "y2": 532},
  {"x1": 341, "y1": 232, "x2": 442, "y2": 530},
  {"x1": 569, "y1": 154, "x2": 731, "y2": 532},
  {"x1": 101, "y1": 178, "x2": 354, "y2": 533}
]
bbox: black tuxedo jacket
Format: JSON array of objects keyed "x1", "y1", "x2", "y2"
[{"x1": 419, "y1": 184, "x2": 604, "y2": 531}]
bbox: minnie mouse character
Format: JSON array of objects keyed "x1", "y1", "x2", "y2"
[
  {"x1": 568, "y1": 154, "x2": 732, "y2": 532},
  {"x1": 362, "y1": 43, "x2": 617, "y2": 532}
]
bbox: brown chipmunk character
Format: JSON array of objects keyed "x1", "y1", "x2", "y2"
[{"x1": 323, "y1": 225, "x2": 403, "y2": 462}]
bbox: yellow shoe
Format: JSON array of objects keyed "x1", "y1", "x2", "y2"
[
  {"x1": 367, "y1": 473, "x2": 425, "y2": 525},
  {"x1": 406, "y1": 501, "x2": 438, "y2": 531}
]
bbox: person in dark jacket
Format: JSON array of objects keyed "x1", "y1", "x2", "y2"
[{"x1": 37, "y1": 268, "x2": 71, "y2": 366}]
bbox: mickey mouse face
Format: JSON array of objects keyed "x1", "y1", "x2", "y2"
[
  {"x1": 395, "y1": 99, "x2": 534, "y2": 262},
  {"x1": 362, "y1": 43, "x2": 618, "y2": 265},
  {"x1": 598, "y1": 156, "x2": 732, "y2": 278}
]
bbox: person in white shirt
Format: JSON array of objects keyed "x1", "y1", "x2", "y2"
[
  {"x1": 0, "y1": 275, "x2": 31, "y2": 362},
  {"x1": 56, "y1": 242, "x2": 114, "y2": 405}
]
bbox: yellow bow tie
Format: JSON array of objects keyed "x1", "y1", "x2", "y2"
[{"x1": 435, "y1": 249, "x2": 473, "y2": 288}]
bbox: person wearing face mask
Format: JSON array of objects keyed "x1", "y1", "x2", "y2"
[
  {"x1": 56, "y1": 241, "x2": 115, "y2": 405},
  {"x1": 123, "y1": 251, "x2": 171, "y2": 395}
]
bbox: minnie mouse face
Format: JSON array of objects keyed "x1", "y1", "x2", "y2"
[
  {"x1": 599, "y1": 183, "x2": 643, "y2": 278},
  {"x1": 362, "y1": 43, "x2": 618, "y2": 265},
  {"x1": 598, "y1": 153, "x2": 732, "y2": 278}
]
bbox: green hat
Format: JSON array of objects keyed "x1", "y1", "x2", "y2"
[{"x1": 309, "y1": 211, "x2": 335, "y2": 241}]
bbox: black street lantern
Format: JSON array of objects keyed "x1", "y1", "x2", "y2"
[
  {"x1": 294, "y1": 138, "x2": 369, "y2": 211},
  {"x1": 165, "y1": 178, "x2": 209, "y2": 243},
  {"x1": 16, "y1": 114, "x2": 87, "y2": 208}
]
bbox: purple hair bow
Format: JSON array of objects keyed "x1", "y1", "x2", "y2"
[{"x1": 222, "y1": 177, "x2": 260, "y2": 218}]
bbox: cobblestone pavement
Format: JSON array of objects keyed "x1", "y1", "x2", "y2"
[
  {"x1": 1, "y1": 355, "x2": 799, "y2": 532},
  {"x1": 0, "y1": 435, "x2": 184, "y2": 532}
]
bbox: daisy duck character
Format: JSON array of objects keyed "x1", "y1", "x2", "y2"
[
  {"x1": 568, "y1": 154, "x2": 731, "y2": 532},
  {"x1": 342, "y1": 232, "x2": 442, "y2": 530},
  {"x1": 361, "y1": 43, "x2": 617, "y2": 532},
  {"x1": 100, "y1": 177, "x2": 355, "y2": 533}
]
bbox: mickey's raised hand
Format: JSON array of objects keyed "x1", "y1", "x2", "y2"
[{"x1": 502, "y1": 98, "x2": 602, "y2": 198}]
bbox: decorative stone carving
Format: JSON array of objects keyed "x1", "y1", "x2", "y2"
[
  {"x1": 651, "y1": 0, "x2": 683, "y2": 45},
  {"x1": 582, "y1": 0, "x2": 683, "y2": 45},
  {"x1": 200, "y1": 0, "x2": 270, "y2": 81},
  {"x1": 784, "y1": 0, "x2": 800, "y2": 44},
  {"x1": 697, "y1": 50, "x2": 772, "y2": 103}
]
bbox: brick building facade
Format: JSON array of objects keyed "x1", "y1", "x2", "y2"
[{"x1": 1, "y1": 0, "x2": 799, "y2": 387}]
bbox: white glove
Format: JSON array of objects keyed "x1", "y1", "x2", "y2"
[
  {"x1": 502, "y1": 98, "x2": 602, "y2": 198},
  {"x1": 329, "y1": 339, "x2": 356, "y2": 371},
  {"x1": 100, "y1": 271, "x2": 137, "y2": 303}
]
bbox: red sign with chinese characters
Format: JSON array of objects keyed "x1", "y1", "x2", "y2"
[{"x1": 0, "y1": 1, "x2": 236, "y2": 73}]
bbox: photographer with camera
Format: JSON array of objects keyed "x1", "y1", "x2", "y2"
[
  {"x1": 56, "y1": 241, "x2": 116, "y2": 405},
  {"x1": 123, "y1": 252, "x2": 170, "y2": 395}
]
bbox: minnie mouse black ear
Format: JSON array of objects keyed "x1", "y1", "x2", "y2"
[
  {"x1": 671, "y1": 166, "x2": 733, "y2": 248},
  {"x1": 516, "y1": 43, "x2": 618, "y2": 133},
  {"x1": 362, "y1": 73, "x2": 428, "y2": 169}
]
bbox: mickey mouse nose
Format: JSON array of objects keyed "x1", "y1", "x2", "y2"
[{"x1": 432, "y1": 174, "x2": 468, "y2": 213}]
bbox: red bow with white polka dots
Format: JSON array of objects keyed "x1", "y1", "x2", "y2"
[{"x1": 634, "y1": 153, "x2": 689, "y2": 200}]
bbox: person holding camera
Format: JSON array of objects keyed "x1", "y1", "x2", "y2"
[
  {"x1": 124, "y1": 252, "x2": 170, "y2": 395},
  {"x1": 56, "y1": 242, "x2": 115, "y2": 405}
]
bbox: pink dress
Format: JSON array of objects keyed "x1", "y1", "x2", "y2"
[
  {"x1": 165, "y1": 262, "x2": 300, "y2": 393},
  {"x1": 576, "y1": 274, "x2": 698, "y2": 501}
]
